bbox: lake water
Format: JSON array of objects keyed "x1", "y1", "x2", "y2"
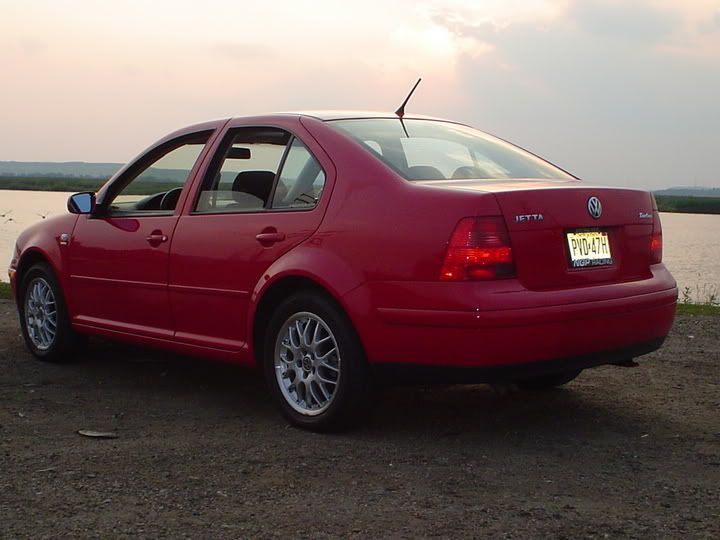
[{"x1": 1, "y1": 190, "x2": 718, "y2": 301}]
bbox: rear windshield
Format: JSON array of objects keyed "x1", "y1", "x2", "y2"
[{"x1": 328, "y1": 118, "x2": 573, "y2": 181}]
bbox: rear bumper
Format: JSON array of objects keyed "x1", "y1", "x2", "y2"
[
  {"x1": 344, "y1": 265, "x2": 677, "y2": 370},
  {"x1": 373, "y1": 337, "x2": 665, "y2": 384}
]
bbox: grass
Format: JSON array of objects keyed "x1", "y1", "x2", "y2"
[
  {"x1": 0, "y1": 282, "x2": 12, "y2": 300},
  {"x1": 677, "y1": 303, "x2": 720, "y2": 316},
  {"x1": 675, "y1": 284, "x2": 719, "y2": 315}
]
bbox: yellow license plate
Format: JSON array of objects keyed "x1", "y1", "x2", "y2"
[{"x1": 566, "y1": 231, "x2": 612, "y2": 268}]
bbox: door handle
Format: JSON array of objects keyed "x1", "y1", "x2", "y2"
[
  {"x1": 146, "y1": 231, "x2": 168, "y2": 245},
  {"x1": 255, "y1": 229, "x2": 286, "y2": 246}
]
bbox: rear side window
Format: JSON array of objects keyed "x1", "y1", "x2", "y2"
[
  {"x1": 195, "y1": 128, "x2": 290, "y2": 214},
  {"x1": 194, "y1": 128, "x2": 325, "y2": 214},
  {"x1": 271, "y1": 139, "x2": 325, "y2": 209}
]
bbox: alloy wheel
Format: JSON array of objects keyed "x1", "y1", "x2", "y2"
[
  {"x1": 274, "y1": 312, "x2": 341, "y2": 416},
  {"x1": 24, "y1": 277, "x2": 58, "y2": 351}
]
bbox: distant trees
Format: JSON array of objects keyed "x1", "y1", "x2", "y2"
[
  {"x1": 0, "y1": 176, "x2": 178, "y2": 195},
  {"x1": 655, "y1": 196, "x2": 720, "y2": 215}
]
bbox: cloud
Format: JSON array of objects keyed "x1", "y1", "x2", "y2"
[
  {"x1": 568, "y1": 0, "x2": 679, "y2": 43},
  {"x1": 429, "y1": 2, "x2": 720, "y2": 188},
  {"x1": 15, "y1": 36, "x2": 47, "y2": 56},
  {"x1": 1, "y1": 0, "x2": 718, "y2": 189},
  {"x1": 698, "y1": 11, "x2": 720, "y2": 33},
  {"x1": 212, "y1": 41, "x2": 278, "y2": 60}
]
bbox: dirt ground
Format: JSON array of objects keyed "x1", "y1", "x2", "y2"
[{"x1": 0, "y1": 299, "x2": 718, "y2": 539}]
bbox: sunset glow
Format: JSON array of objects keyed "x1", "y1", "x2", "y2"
[{"x1": 1, "y1": 0, "x2": 718, "y2": 188}]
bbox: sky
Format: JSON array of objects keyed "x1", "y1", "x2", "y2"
[{"x1": 1, "y1": 0, "x2": 718, "y2": 189}]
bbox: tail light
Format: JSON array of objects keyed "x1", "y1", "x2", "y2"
[
  {"x1": 650, "y1": 211, "x2": 663, "y2": 263},
  {"x1": 650, "y1": 196, "x2": 662, "y2": 264},
  {"x1": 440, "y1": 216, "x2": 515, "y2": 280}
]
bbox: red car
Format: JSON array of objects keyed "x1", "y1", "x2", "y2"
[{"x1": 8, "y1": 112, "x2": 677, "y2": 430}]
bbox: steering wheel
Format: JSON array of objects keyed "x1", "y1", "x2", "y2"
[{"x1": 159, "y1": 187, "x2": 183, "y2": 211}]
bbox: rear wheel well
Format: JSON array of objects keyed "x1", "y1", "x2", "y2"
[{"x1": 252, "y1": 277, "x2": 345, "y2": 366}]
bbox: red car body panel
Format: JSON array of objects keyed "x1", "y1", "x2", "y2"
[{"x1": 9, "y1": 112, "x2": 677, "y2": 375}]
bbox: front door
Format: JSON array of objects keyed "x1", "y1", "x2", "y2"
[
  {"x1": 169, "y1": 126, "x2": 330, "y2": 354},
  {"x1": 68, "y1": 131, "x2": 214, "y2": 339}
]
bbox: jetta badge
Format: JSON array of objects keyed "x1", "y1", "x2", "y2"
[
  {"x1": 587, "y1": 196, "x2": 602, "y2": 219},
  {"x1": 515, "y1": 213, "x2": 544, "y2": 223}
]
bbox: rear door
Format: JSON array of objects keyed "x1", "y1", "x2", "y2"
[
  {"x1": 168, "y1": 123, "x2": 333, "y2": 353},
  {"x1": 68, "y1": 131, "x2": 215, "y2": 338}
]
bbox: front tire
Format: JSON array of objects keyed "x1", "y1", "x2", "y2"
[
  {"x1": 18, "y1": 262, "x2": 83, "y2": 362},
  {"x1": 262, "y1": 292, "x2": 371, "y2": 432}
]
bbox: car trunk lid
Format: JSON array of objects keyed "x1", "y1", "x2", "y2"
[{"x1": 419, "y1": 179, "x2": 657, "y2": 290}]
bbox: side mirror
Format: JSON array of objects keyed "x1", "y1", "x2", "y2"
[{"x1": 67, "y1": 192, "x2": 96, "y2": 214}]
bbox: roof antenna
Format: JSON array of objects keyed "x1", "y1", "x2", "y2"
[{"x1": 395, "y1": 78, "x2": 421, "y2": 137}]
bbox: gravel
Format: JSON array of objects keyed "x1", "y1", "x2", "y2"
[{"x1": 0, "y1": 299, "x2": 718, "y2": 538}]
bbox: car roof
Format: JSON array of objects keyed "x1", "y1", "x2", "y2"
[
  {"x1": 226, "y1": 111, "x2": 451, "y2": 122},
  {"x1": 287, "y1": 111, "x2": 448, "y2": 121},
  {"x1": 172, "y1": 112, "x2": 462, "y2": 137}
]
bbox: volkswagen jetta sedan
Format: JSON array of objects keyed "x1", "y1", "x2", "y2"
[{"x1": 8, "y1": 112, "x2": 677, "y2": 430}]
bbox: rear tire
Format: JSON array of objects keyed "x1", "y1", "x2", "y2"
[
  {"x1": 18, "y1": 262, "x2": 84, "y2": 362},
  {"x1": 262, "y1": 291, "x2": 371, "y2": 432},
  {"x1": 515, "y1": 369, "x2": 582, "y2": 391}
]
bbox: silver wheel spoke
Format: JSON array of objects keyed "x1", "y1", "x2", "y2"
[
  {"x1": 302, "y1": 320, "x2": 312, "y2": 347},
  {"x1": 317, "y1": 372, "x2": 337, "y2": 385},
  {"x1": 41, "y1": 326, "x2": 52, "y2": 346},
  {"x1": 309, "y1": 382, "x2": 323, "y2": 407},
  {"x1": 315, "y1": 335, "x2": 332, "y2": 346},
  {"x1": 317, "y1": 347, "x2": 337, "y2": 361},
  {"x1": 317, "y1": 381, "x2": 331, "y2": 401},
  {"x1": 320, "y1": 360, "x2": 339, "y2": 372},
  {"x1": 301, "y1": 381, "x2": 312, "y2": 407}
]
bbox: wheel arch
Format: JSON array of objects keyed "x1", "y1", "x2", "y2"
[
  {"x1": 249, "y1": 258, "x2": 366, "y2": 368},
  {"x1": 16, "y1": 248, "x2": 58, "y2": 289}
]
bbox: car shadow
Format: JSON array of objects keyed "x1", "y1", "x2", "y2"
[{"x1": 27, "y1": 337, "x2": 684, "y2": 450}]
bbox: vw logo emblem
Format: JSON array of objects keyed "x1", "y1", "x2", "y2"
[{"x1": 587, "y1": 196, "x2": 602, "y2": 219}]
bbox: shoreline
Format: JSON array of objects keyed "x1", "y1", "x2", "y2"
[{"x1": 1, "y1": 186, "x2": 719, "y2": 215}]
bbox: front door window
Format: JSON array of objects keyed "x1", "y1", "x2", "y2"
[{"x1": 105, "y1": 133, "x2": 210, "y2": 215}]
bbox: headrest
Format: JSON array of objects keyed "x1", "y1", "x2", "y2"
[
  {"x1": 452, "y1": 166, "x2": 481, "y2": 179},
  {"x1": 231, "y1": 170, "x2": 275, "y2": 205}
]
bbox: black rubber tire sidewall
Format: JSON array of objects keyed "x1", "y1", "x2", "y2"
[{"x1": 262, "y1": 292, "x2": 371, "y2": 432}]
